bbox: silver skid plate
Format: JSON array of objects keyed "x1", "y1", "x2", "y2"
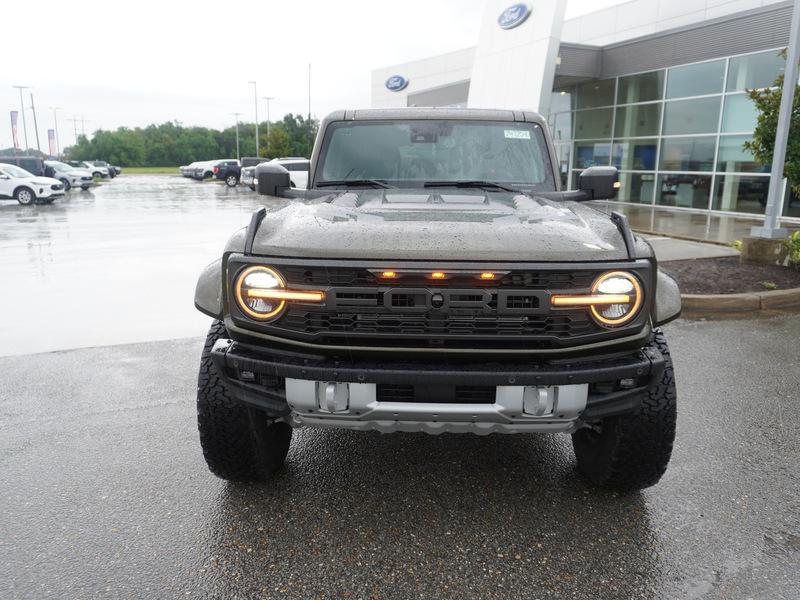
[{"x1": 284, "y1": 379, "x2": 588, "y2": 434}]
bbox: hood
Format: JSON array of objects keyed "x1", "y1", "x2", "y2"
[
  {"x1": 250, "y1": 190, "x2": 630, "y2": 262},
  {"x1": 32, "y1": 177, "x2": 61, "y2": 185}
]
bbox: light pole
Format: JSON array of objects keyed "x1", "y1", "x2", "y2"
[
  {"x1": 261, "y1": 96, "x2": 274, "y2": 153},
  {"x1": 11, "y1": 85, "x2": 30, "y2": 150},
  {"x1": 231, "y1": 112, "x2": 242, "y2": 160},
  {"x1": 29, "y1": 92, "x2": 41, "y2": 153},
  {"x1": 751, "y1": 0, "x2": 800, "y2": 238},
  {"x1": 49, "y1": 107, "x2": 62, "y2": 158},
  {"x1": 249, "y1": 81, "x2": 259, "y2": 156}
]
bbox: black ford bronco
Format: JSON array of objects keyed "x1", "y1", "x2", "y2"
[{"x1": 194, "y1": 108, "x2": 681, "y2": 491}]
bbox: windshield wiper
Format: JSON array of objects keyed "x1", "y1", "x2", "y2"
[
  {"x1": 423, "y1": 180, "x2": 521, "y2": 193},
  {"x1": 317, "y1": 179, "x2": 394, "y2": 189}
]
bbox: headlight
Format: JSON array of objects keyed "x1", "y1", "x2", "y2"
[
  {"x1": 551, "y1": 270, "x2": 643, "y2": 327},
  {"x1": 234, "y1": 265, "x2": 325, "y2": 321},
  {"x1": 589, "y1": 271, "x2": 643, "y2": 326}
]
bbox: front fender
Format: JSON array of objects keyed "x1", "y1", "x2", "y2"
[
  {"x1": 654, "y1": 269, "x2": 681, "y2": 326},
  {"x1": 195, "y1": 258, "x2": 223, "y2": 319}
]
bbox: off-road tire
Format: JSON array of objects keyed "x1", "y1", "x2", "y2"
[
  {"x1": 15, "y1": 187, "x2": 35, "y2": 205},
  {"x1": 572, "y1": 330, "x2": 677, "y2": 491},
  {"x1": 197, "y1": 320, "x2": 292, "y2": 481}
]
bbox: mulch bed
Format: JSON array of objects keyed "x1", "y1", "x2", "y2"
[{"x1": 661, "y1": 256, "x2": 800, "y2": 295}]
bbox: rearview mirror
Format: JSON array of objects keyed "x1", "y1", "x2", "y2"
[
  {"x1": 578, "y1": 166, "x2": 619, "y2": 200},
  {"x1": 256, "y1": 162, "x2": 291, "y2": 197}
]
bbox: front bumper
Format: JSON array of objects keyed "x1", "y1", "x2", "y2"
[{"x1": 210, "y1": 336, "x2": 665, "y2": 433}]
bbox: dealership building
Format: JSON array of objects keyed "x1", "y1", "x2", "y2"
[{"x1": 372, "y1": 0, "x2": 799, "y2": 221}]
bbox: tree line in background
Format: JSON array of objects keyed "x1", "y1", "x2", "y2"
[{"x1": 58, "y1": 113, "x2": 318, "y2": 167}]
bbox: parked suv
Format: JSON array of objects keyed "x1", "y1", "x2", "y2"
[
  {"x1": 0, "y1": 156, "x2": 46, "y2": 177},
  {"x1": 194, "y1": 108, "x2": 681, "y2": 491},
  {"x1": 0, "y1": 163, "x2": 65, "y2": 204},
  {"x1": 44, "y1": 160, "x2": 94, "y2": 191},
  {"x1": 68, "y1": 161, "x2": 109, "y2": 178},
  {"x1": 91, "y1": 160, "x2": 121, "y2": 178}
]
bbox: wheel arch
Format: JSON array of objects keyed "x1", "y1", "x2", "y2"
[{"x1": 195, "y1": 258, "x2": 223, "y2": 318}]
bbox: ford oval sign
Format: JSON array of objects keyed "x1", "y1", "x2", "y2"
[
  {"x1": 498, "y1": 3, "x2": 531, "y2": 29},
  {"x1": 385, "y1": 75, "x2": 408, "y2": 92}
]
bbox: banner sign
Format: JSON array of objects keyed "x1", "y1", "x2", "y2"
[
  {"x1": 10, "y1": 111, "x2": 19, "y2": 149},
  {"x1": 48, "y1": 129, "x2": 56, "y2": 156}
]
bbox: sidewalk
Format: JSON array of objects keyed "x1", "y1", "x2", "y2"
[{"x1": 590, "y1": 201, "x2": 799, "y2": 245}]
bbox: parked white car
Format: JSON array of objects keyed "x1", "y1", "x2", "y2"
[
  {"x1": 0, "y1": 164, "x2": 65, "y2": 205},
  {"x1": 69, "y1": 160, "x2": 109, "y2": 178},
  {"x1": 45, "y1": 161, "x2": 95, "y2": 191},
  {"x1": 273, "y1": 157, "x2": 309, "y2": 189}
]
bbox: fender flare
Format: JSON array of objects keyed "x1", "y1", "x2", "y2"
[
  {"x1": 654, "y1": 269, "x2": 681, "y2": 326},
  {"x1": 195, "y1": 258, "x2": 223, "y2": 318}
]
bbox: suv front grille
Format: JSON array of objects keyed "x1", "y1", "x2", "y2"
[
  {"x1": 377, "y1": 384, "x2": 496, "y2": 403},
  {"x1": 229, "y1": 260, "x2": 651, "y2": 350}
]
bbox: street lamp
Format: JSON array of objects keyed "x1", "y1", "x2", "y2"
[
  {"x1": 11, "y1": 85, "x2": 30, "y2": 150},
  {"x1": 249, "y1": 81, "x2": 259, "y2": 156},
  {"x1": 261, "y1": 96, "x2": 274, "y2": 153},
  {"x1": 49, "y1": 107, "x2": 63, "y2": 158},
  {"x1": 231, "y1": 112, "x2": 242, "y2": 160}
]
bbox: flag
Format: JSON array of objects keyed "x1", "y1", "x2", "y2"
[
  {"x1": 48, "y1": 129, "x2": 56, "y2": 157},
  {"x1": 10, "y1": 111, "x2": 19, "y2": 149}
]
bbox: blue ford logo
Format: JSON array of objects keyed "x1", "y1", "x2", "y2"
[
  {"x1": 385, "y1": 75, "x2": 409, "y2": 92},
  {"x1": 498, "y1": 3, "x2": 531, "y2": 29}
]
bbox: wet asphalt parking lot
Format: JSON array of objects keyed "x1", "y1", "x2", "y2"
[{"x1": 1, "y1": 176, "x2": 799, "y2": 599}]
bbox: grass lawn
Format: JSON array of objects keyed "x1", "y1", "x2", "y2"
[{"x1": 122, "y1": 167, "x2": 179, "y2": 175}]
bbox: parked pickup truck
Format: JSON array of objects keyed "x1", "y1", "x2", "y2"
[
  {"x1": 243, "y1": 157, "x2": 309, "y2": 190},
  {"x1": 214, "y1": 157, "x2": 266, "y2": 187},
  {"x1": 193, "y1": 108, "x2": 682, "y2": 491}
]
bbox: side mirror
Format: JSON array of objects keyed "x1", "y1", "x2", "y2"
[
  {"x1": 256, "y1": 162, "x2": 291, "y2": 197},
  {"x1": 578, "y1": 166, "x2": 620, "y2": 200}
]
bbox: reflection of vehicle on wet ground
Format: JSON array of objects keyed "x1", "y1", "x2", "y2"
[
  {"x1": 44, "y1": 160, "x2": 94, "y2": 191},
  {"x1": 0, "y1": 156, "x2": 47, "y2": 177},
  {"x1": 68, "y1": 160, "x2": 109, "y2": 179},
  {"x1": 243, "y1": 158, "x2": 309, "y2": 190},
  {"x1": 0, "y1": 163, "x2": 65, "y2": 205},
  {"x1": 194, "y1": 107, "x2": 682, "y2": 492}
]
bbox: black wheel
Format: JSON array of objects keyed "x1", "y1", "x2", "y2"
[
  {"x1": 60, "y1": 178, "x2": 71, "y2": 191},
  {"x1": 15, "y1": 187, "x2": 35, "y2": 206},
  {"x1": 93, "y1": 171, "x2": 102, "y2": 178},
  {"x1": 225, "y1": 174, "x2": 239, "y2": 187},
  {"x1": 572, "y1": 330, "x2": 677, "y2": 491},
  {"x1": 81, "y1": 185, "x2": 90, "y2": 191},
  {"x1": 249, "y1": 184, "x2": 255, "y2": 191},
  {"x1": 197, "y1": 320, "x2": 292, "y2": 481}
]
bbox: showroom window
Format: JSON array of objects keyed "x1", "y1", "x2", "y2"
[
  {"x1": 662, "y1": 97, "x2": 721, "y2": 135},
  {"x1": 614, "y1": 104, "x2": 662, "y2": 138},
  {"x1": 666, "y1": 59, "x2": 726, "y2": 99},
  {"x1": 576, "y1": 79, "x2": 615, "y2": 109},
  {"x1": 617, "y1": 71, "x2": 664, "y2": 104},
  {"x1": 659, "y1": 137, "x2": 717, "y2": 172},
  {"x1": 721, "y1": 94, "x2": 758, "y2": 133},
  {"x1": 726, "y1": 50, "x2": 785, "y2": 92},
  {"x1": 551, "y1": 49, "x2": 787, "y2": 216}
]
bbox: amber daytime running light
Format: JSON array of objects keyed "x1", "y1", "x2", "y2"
[
  {"x1": 235, "y1": 266, "x2": 324, "y2": 321},
  {"x1": 551, "y1": 271, "x2": 643, "y2": 326}
]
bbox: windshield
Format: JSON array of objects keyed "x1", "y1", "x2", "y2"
[
  {"x1": 47, "y1": 162, "x2": 72, "y2": 172},
  {"x1": 1, "y1": 164, "x2": 33, "y2": 178},
  {"x1": 316, "y1": 119, "x2": 554, "y2": 190}
]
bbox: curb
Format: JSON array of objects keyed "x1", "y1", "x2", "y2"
[{"x1": 681, "y1": 287, "x2": 800, "y2": 319}]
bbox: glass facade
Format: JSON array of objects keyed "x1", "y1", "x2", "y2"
[{"x1": 549, "y1": 49, "x2": 794, "y2": 217}]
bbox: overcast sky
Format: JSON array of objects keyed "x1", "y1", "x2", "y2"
[{"x1": 1, "y1": 0, "x2": 626, "y2": 150}]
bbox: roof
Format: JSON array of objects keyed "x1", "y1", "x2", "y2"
[{"x1": 325, "y1": 107, "x2": 546, "y2": 125}]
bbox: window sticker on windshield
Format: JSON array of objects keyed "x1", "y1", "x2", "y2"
[{"x1": 504, "y1": 129, "x2": 531, "y2": 139}]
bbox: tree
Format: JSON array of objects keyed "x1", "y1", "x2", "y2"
[
  {"x1": 744, "y1": 49, "x2": 800, "y2": 194},
  {"x1": 266, "y1": 124, "x2": 292, "y2": 158}
]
